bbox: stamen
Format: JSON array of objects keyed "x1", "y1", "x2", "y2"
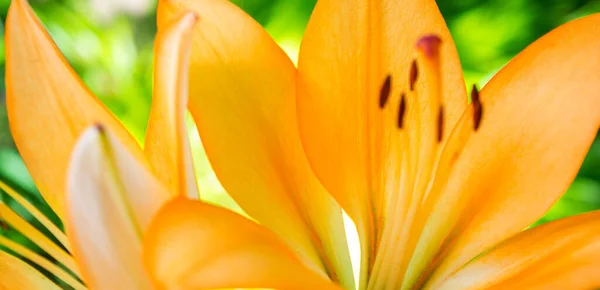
[
  {"x1": 437, "y1": 106, "x2": 444, "y2": 142},
  {"x1": 379, "y1": 75, "x2": 392, "y2": 109},
  {"x1": 410, "y1": 60, "x2": 418, "y2": 91},
  {"x1": 398, "y1": 93, "x2": 407, "y2": 128},
  {"x1": 471, "y1": 85, "x2": 483, "y2": 130}
]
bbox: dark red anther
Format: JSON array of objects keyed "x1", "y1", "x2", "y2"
[
  {"x1": 410, "y1": 60, "x2": 418, "y2": 91},
  {"x1": 398, "y1": 93, "x2": 407, "y2": 129},
  {"x1": 471, "y1": 85, "x2": 483, "y2": 130},
  {"x1": 379, "y1": 75, "x2": 392, "y2": 109}
]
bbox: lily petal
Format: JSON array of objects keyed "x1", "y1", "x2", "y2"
[
  {"x1": 436, "y1": 211, "x2": 600, "y2": 290},
  {"x1": 65, "y1": 125, "x2": 172, "y2": 289},
  {"x1": 5, "y1": 0, "x2": 145, "y2": 220},
  {"x1": 413, "y1": 13, "x2": 600, "y2": 287},
  {"x1": 143, "y1": 198, "x2": 341, "y2": 290},
  {"x1": 296, "y1": 0, "x2": 467, "y2": 284},
  {"x1": 0, "y1": 251, "x2": 60, "y2": 290},
  {"x1": 145, "y1": 12, "x2": 199, "y2": 199},
  {"x1": 157, "y1": 0, "x2": 354, "y2": 286}
]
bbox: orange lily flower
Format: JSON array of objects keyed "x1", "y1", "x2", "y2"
[
  {"x1": 3, "y1": 0, "x2": 333, "y2": 289},
  {"x1": 2, "y1": 0, "x2": 600, "y2": 289}
]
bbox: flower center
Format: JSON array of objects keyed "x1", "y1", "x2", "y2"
[{"x1": 370, "y1": 34, "x2": 485, "y2": 289}]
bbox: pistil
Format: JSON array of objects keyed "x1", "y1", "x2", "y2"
[
  {"x1": 370, "y1": 34, "x2": 451, "y2": 289},
  {"x1": 416, "y1": 34, "x2": 444, "y2": 143}
]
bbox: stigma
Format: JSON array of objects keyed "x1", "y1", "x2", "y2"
[{"x1": 416, "y1": 35, "x2": 442, "y2": 59}]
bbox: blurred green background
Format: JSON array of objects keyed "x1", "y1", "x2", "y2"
[{"x1": 0, "y1": 0, "x2": 599, "y2": 282}]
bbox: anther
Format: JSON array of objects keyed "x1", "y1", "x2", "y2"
[
  {"x1": 410, "y1": 60, "x2": 418, "y2": 91},
  {"x1": 398, "y1": 93, "x2": 407, "y2": 129},
  {"x1": 437, "y1": 106, "x2": 444, "y2": 142},
  {"x1": 379, "y1": 75, "x2": 392, "y2": 109},
  {"x1": 471, "y1": 85, "x2": 483, "y2": 130}
]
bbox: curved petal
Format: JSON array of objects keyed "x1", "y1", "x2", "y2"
[
  {"x1": 436, "y1": 211, "x2": 600, "y2": 290},
  {"x1": 157, "y1": 0, "x2": 354, "y2": 286},
  {"x1": 65, "y1": 125, "x2": 172, "y2": 289},
  {"x1": 5, "y1": 0, "x2": 145, "y2": 220},
  {"x1": 143, "y1": 198, "x2": 341, "y2": 290},
  {"x1": 413, "y1": 13, "x2": 600, "y2": 287},
  {"x1": 296, "y1": 0, "x2": 467, "y2": 285},
  {"x1": 145, "y1": 12, "x2": 199, "y2": 199},
  {"x1": 0, "y1": 251, "x2": 61, "y2": 290}
]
